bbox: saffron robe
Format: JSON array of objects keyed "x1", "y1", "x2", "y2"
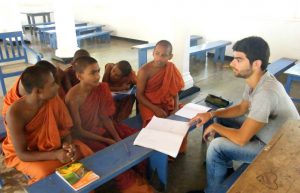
[
  {"x1": 1, "y1": 95, "x2": 93, "y2": 184},
  {"x1": 102, "y1": 63, "x2": 137, "y2": 122},
  {"x1": 78, "y1": 83, "x2": 153, "y2": 193},
  {"x1": 139, "y1": 62, "x2": 184, "y2": 127}
]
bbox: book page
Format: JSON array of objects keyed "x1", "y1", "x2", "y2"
[
  {"x1": 134, "y1": 128, "x2": 185, "y2": 158},
  {"x1": 111, "y1": 86, "x2": 135, "y2": 96},
  {"x1": 144, "y1": 116, "x2": 189, "y2": 135},
  {"x1": 133, "y1": 116, "x2": 189, "y2": 157},
  {"x1": 175, "y1": 103, "x2": 211, "y2": 119}
]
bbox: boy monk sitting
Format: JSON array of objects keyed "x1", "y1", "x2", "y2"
[
  {"x1": 2, "y1": 66, "x2": 93, "y2": 184},
  {"x1": 136, "y1": 40, "x2": 187, "y2": 153},
  {"x1": 65, "y1": 56, "x2": 155, "y2": 193},
  {"x1": 102, "y1": 60, "x2": 137, "y2": 122},
  {"x1": 3, "y1": 60, "x2": 65, "y2": 118}
]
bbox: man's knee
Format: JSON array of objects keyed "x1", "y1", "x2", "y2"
[{"x1": 206, "y1": 137, "x2": 228, "y2": 160}]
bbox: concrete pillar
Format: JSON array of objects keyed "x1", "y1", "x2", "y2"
[{"x1": 53, "y1": 0, "x2": 79, "y2": 59}]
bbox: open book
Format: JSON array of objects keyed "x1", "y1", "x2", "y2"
[
  {"x1": 56, "y1": 162, "x2": 99, "y2": 191},
  {"x1": 175, "y1": 103, "x2": 211, "y2": 119},
  {"x1": 133, "y1": 116, "x2": 189, "y2": 158},
  {"x1": 111, "y1": 86, "x2": 135, "y2": 96}
]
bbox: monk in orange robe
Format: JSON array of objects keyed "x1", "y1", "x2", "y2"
[
  {"x1": 65, "y1": 56, "x2": 154, "y2": 193},
  {"x1": 61, "y1": 49, "x2": 90, "y2": 93},
  {"x1": 2, "y1": 66, "x2": 93, "y2": 184},
  {"x1": 136, "y1": 40, "x2": 187, "y2": 153},
  {"x1": 102, "y1": 60, "x2": 137, "y2": 122},
  {"x1": 2, "y1": 60, "x2": 65, "y2": 117}
]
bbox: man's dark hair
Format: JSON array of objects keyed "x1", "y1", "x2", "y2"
[
  {"x1": 72, "y1": 49, "x2": 90, "y2": 65},
  {"x1": 155, "y1": 40, "x2": 173, "y2": 54},
  {"x1": 74, "y1": 56, "x2": 98, "y2": 73},
  {"x1": 116, "y1": 60, "x2": 132, "y2": 76},
  {"x1": 232, "y1": 36, "x2": 270, "y2": 71},
  {"x1": 20, "y1": 66, "x2": 52, "y2": 94}
]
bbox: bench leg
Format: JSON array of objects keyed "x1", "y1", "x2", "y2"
[
  {"x1": 285, "y1": 75, "x2": 300, "y2": 103},
  {"x1": 213, "y1": 48, "x2": 221, "y2": 64},
  {"x1": 148, "y1": 151, "x2": 168, "y2": 190},
  {"x1": 0, "y1": 69, "x2": 7, "y2": 95},
  {"x1": 219, "y1": 47, "x2": 226, "y2": 64},
  {"x1": 138, "y1": 49, "x2": 148, "y2": 68}
]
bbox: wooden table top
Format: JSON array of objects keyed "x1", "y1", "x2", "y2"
[{"x1": 228, "y1": 119, "x2": 300, "y2": 193}]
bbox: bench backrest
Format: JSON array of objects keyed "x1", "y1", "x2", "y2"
[
  {"x1": 0, "y1": 31, "x2": 28, "y2": 64},
  {"x1": 189, "y1": 40, "x2": 232, "y2": 54},
  {"x1": 267, "y1": 57, "x2": 297, "y2": 76}
]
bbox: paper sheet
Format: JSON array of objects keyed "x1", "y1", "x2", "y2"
[
  {"x1": 175, "y1": 103, "x2": 211, "y2": 119},
  {"x1": 133, "y1": 116, "x2": 189, "y2": 157}
]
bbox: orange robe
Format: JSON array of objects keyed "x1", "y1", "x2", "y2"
[
  {"x1": 139, "y1": 62, "x2": 187, "y2": 154},
  {"x1": 102, "y1": 63, "x2": 137, "y2": 122},
  {"x1": 139, "y1": 62, "x2": 184, "y2": 127},
  {"x1": 78, "y1": 83, "x2": 153, "y2": 193},
  {"x1": 1, "y1": 95, "x2": 93, "y2": 184}
]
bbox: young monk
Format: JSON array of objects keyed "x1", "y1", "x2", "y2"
[
  {"x1": 1, "y1": 66, "x2": 93, "y2": 184},
  {"x1": 136, "y1": 40, "x2": 187, "y2": 153},
  {"x1": 61, "y1": 49, "x2": 90, "y2": 92},
  {"x1": 2, "y1": 60, "x2": 64, "y2": 118},
  {"x1": 65, "y1": 56, "x2": 154, "y2": 193},
  {"x1": 102, "y1": 60, "x2": 137, "y2": 122}
]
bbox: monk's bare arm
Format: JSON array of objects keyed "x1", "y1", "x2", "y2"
[
  {"x1": 171, "y1": 94, "x2": 179, "y2": 114},
  {"x1": 99, "y1": 113, "x2": 121, "y2": 141},
  {"x1": 6, "y1": 105, "x2": 68, "y2": 162},
  {"x1": 65, "y1": 94, "x2": 116, "y2": 144},
  {"x1": 136, "y1": 67, "x2": 167, "y2": 117}
]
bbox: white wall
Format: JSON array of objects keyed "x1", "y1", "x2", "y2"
[{"x1": 15, "y1": 0, "x2": 300, "y2": 61}]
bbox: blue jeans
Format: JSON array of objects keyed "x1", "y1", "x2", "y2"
[{"x1": 204, "y1": 118, "x2": 265, "y2": 193}]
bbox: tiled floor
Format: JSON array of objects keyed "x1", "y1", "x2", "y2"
[{"x1": 0, "y1": 31, "x2": 299, "y2": 193}]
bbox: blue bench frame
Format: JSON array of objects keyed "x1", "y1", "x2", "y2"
[
  {"x1": 132, "y1": 35, "x2": 203, "y2": 68},
  {"x1": 267, "y1": 57, "x2": 297, "y2": 76},
  {"x1": 37, "y1": 22, "x2": 88, "y2": 43},
  {"x1": 77, "y1": 31, "x2": 112, "y2": 47},
  {"x1": 45, "y1": 25, "x2": 104, "y2": 49},
  {"x1": 0, "y1": 31, "x2": 42, "y2": 95},
  {"x1": 189, "y1": 40, "x2": 232, "y2": 64},
  {"x1": 284, "y1": 63, "x2": 300, "y2": 103}
]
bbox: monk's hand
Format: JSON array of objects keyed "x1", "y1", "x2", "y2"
[
  {"x1": 153, "y1": 106, "x2": 168, "y2": 118},
  {"x1": 104, "y1": 138, "x2": 117, "y2": 145},
  {"x1": 68, "y1": 145, "x2": 82, "y2": 162},
  {"x1": 189, "y1": 112, "x2": 211, "y2": 128},
  {"x1": 55, "y1": 149, "x2": 71, "y2": 163}
]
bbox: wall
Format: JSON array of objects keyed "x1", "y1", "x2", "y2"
[{"x1": 14, "y1": 0, "x2": 300, "y2": 61}]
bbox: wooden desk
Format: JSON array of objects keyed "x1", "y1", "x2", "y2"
[{"x1": 228, "y1": 119, "x2": 300, "y2": 193}]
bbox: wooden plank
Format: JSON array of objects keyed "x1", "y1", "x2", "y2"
[{"x1": 228, "y1": 119, "x2": 300, "y2": 193}]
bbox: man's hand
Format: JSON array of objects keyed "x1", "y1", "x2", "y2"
[
  {"x1": 153, "y1": 106, "x2": 168, "y2": 118},
  {"x1": 189, "y1": 112, "x2": 212, "y2": 128},
  {"x1": 203, "y1": 125, "x2": 216, "y2": 142}
]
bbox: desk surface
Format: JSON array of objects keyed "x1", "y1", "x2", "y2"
[{"x1": 228, "y1": 119, "x2": 300, "y2": 193}]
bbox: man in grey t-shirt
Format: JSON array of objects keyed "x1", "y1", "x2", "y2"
[{"x1": 187, "y1": 36, "x2": 300, "y2": 193}]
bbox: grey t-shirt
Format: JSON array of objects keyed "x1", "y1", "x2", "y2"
[{"x1": 242, "y1": 72, "x2": 300, "y2": 144}]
